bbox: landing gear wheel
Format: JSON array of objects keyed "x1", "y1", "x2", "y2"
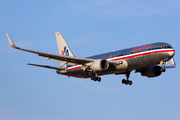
[
  {"x1": 94, "y1": 77, "x2": 98, "y2": 81},
  {"x1": 125, "y1": 80, "x2": 129, "y2": 85},
  {"x1": 98, "y1": 77, "x2": 101, "y2": 82},
  {"x1": 122, "y1": 79, "x2": 126, "y2": 84},
  {"x1": 129, "y1": 81, "x2": 132, "y2": 85},
  {"x1": 91, "y1": 77, "x2": 101, "y2": 82}
]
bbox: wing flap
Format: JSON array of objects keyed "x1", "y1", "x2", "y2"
[{"x1": 39, "y1": 55, "x2": 76, "y2": 65}]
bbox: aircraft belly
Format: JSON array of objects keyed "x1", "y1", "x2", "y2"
[
  {"x1": 58, "y1": 67, "x2": 125, "y2": 78},
  {"x1": 58, "y1": 69, "x2": 88, "y2": 78}
]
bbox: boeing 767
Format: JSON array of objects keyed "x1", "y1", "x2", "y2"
[{"x1": 7, "y1": 32, "x2": 175, "y2": 85}]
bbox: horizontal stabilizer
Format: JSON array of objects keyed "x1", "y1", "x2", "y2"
[{"x1": 27, "y1": 63, "x2": 65, "y2": 70}]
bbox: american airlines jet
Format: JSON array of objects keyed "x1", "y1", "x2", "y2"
[{"x1": 7, "y1": 32, "x2": 176, "y2": 85}]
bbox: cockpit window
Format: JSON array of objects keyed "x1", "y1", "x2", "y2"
[{"x1": 162, "y1": 45, "x2": 172, "y2": 49}]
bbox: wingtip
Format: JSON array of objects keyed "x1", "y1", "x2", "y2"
[{"x1": 6, "y1": 33, "x2": 19, "y2": 49}]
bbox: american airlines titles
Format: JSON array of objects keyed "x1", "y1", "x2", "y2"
[{"x1": 130, "y1": 45, "x2": 152, "y2": 52}]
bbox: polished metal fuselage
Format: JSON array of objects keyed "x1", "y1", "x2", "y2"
[{"x1": 57, "y1": 42, "x2": 175, "y2": 78}]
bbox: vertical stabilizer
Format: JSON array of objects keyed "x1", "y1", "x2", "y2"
[
  {"x1": 55, "y1": 31, "x2": 75, "y2": 67},
  {"x1": 55, "y1": 31, "x2": 74, "y2": 57}
]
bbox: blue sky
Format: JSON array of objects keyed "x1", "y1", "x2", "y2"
[{"x1": 1, "y1": 0, "x2": 180, "y2": 120}]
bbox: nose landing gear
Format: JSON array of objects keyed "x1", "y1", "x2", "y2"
[
  {"x1": 122, "y1": 71, "x2": 132, "y2": 85},
  {"x1": 161, "y1": 62, "x2": 166, "y2": 72}
]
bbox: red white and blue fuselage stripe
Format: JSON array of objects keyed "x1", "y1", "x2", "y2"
[{"x1": 67, "y1": 48, "x2": 175, "y2": 71}]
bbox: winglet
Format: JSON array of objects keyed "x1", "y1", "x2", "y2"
[
  {"x1": 165, "y1": 58, "x2": 176, "y2": 68},
  {"x1": 170, "y1": 58, "x2": 176, "y2": 67},
  {"x1": 6, "y1": 33, "x2": 19, "y2": 49}
]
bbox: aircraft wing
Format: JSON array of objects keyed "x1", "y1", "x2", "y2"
[
  {"x1": 27, "y1": 63, "x2": 65, "y2": 70},
  {"x1": 7, "y1": 34, "x2": 94, "y2": 65}
]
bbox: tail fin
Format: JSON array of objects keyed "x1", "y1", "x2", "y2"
[
  {"x1": 55, "y1": 31, "x2": 74, "y2": 57},
  {"x1": 55, "y1": 31, "x2": 75, "y2": 67}
]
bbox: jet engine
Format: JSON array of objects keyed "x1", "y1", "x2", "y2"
[
  {"x1": 90, "y1": 59, "x2": 109, "y2": 71},
  {"x1": 141, "y1": 66, "x2": 162, "y2": 78}
]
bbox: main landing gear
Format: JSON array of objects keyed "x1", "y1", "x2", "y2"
[
  {"x1": 91, "y1": 72, "x2": 101, "y2": 82},
  {"x1": 91, "y1": 77, "x2": 101, "y2": 82},
  {"x1": 122, "y1": 71, "x2": 132, "y2": 85}
]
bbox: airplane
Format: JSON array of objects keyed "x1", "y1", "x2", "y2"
[{"x1": 6, "y1": 31, "x2": 176, "y2": 85}]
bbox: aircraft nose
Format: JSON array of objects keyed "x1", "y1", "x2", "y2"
[{"x1": 168, "y1": 49, "x2": 175, "y2": 57}]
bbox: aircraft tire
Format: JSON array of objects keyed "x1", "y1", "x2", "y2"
[
  {"x1": 129, "y1": 81, "x2": 132, "y2": 85},
  {"x1": 122, "y1": 79, "x2": 126, "y2": 84},
  {"x1": 98, "y1": 77, "x2": 101, "y2": 82},
  {"x1": 125, "y1": 80, "x2": 129, "y2": 85}
]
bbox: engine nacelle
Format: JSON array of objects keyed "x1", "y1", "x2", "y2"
[
  {"x1": 90, "y1": 59, "x2": 109, "y2": 71},
  {"x1": 141, "y1": 66, "x2": 162, "y2": 78}
]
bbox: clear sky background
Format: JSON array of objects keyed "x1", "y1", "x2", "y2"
[{"x1": 0, "y1": 0, "x2": 180, "y2": 120}]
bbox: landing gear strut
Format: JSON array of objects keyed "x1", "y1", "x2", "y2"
[
  {"x1": 161, "y1": 62, "x2": 166, "y2": 72},
  {"x1": 122, "y1": 71, "x2": 132, "y2": 85}
]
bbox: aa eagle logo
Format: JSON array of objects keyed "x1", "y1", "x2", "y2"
[{"x1": 62, "y1": 46, "x2": 69, "y2": 56}]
